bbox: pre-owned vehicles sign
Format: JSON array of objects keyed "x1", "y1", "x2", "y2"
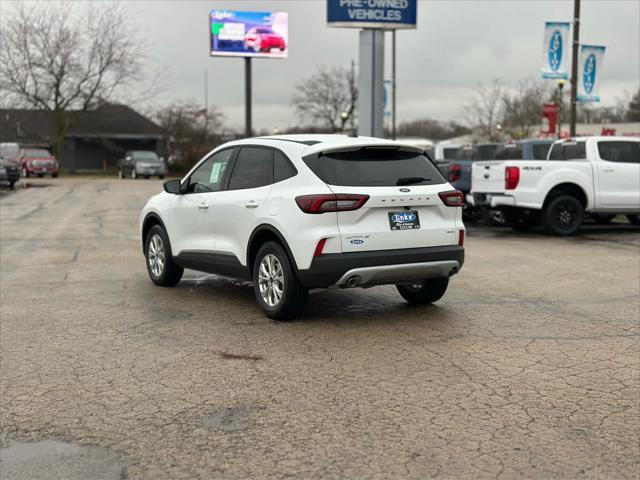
[{"x1": 327, "y1": 0, "x2": 417, "y2": 29}]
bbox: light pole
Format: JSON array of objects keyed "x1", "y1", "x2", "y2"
[
  {"x1": 557, "y1": 79, "x2": 566, "y2": 139},
  {"x1": 340, "y1": 111, "x2": 349, "y2": 134}
]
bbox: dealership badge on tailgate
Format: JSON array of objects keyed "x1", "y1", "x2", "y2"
[{"x1": 388, "y1": 211, "x2": 420, "y2": 230}]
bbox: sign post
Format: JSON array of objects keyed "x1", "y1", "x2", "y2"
[{"x1": 327, "y1": 0, "x2": 417, "y2": 138}]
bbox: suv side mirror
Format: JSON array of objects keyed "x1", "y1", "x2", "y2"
[{"x1": 163, "y1": 179, "x2": 182, "y2": 195}]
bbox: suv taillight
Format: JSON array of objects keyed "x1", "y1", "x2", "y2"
[
  {"x1": 505, "y1": 166, "x2": 520, "y2": 190},
  {"x1": 448, "y1": 164, "x2": 461, "y2": 182},
  {"x1": 295, "y1": 194, "x2": 369, "y2": 214},
  {"x1": 438, "y1": 190, "x2": 465, "y2": 207}
]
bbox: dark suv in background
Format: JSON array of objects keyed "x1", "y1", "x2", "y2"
[{"x1": 118, "y1": 151, "x2": 166, "y2": 179}]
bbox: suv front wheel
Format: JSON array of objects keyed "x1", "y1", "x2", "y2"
[
  {"x1": 144, "y1": 225, "x2": 183, "y2": 286},
  {"x1": 253, "y1": 241, "x2": 307, "y2": 320},
  {"x1": 397, "y1": 278, "x2": 449, "y2": 305}
]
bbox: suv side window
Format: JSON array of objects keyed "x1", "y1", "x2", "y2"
[
  {"x1": 186, "y1": 148, "x2": 234, "y2": 193},
  {"x1": 228, "y1": 147, "x2": 273, "y2": 190},
  {"x1": 598, "y1": 141, "x2": 640, "y2": 164},
  {"x1": 274, "y1": 150, "x2": 297, "y2": 182}
]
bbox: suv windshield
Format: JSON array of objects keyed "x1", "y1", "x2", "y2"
[
  {"x1": 132, "y1": 151, "x2": 161, "y2": 162},
  {"x1": 304, "y1": 148, "x2": 446, "y2": 187},
  {"x1": 24, "y1": 149, "x2": 51, "y2": 158}
]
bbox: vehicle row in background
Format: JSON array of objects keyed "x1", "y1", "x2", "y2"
[
  {"x1": 470, "y1": 136, "x2": 640, "y2": 235},
  {"x1": 117, "y1": 151, "x2": 167, "y2": 179}
]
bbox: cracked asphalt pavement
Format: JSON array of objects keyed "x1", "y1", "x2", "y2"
[{"x1": 1, "y1": 178, "x2": 639, "y2": 479}]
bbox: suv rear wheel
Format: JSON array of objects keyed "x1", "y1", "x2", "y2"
[
  {"x1": 253, "y1": 241, "x2": 307, "y2": 320},
  {"x1": 396, "y1": 278, "x2": 449, "y2": 305},
  {"x1": 542, "y1": 194, "x2": 584, "y2": 236},
  {"x1": 144, "y1": 224, "x2": 183, "y2": 286}
]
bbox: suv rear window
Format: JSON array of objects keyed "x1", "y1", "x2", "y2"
[
  {"x1": 494, "y1": 145, "x2": 523, "y2": 160},
  {"x1": 304, "y1": 148, "x2": 446, "y2": 187},
  {"x1": 548, "y1": 141, "x2": 586, "y2": 160}
]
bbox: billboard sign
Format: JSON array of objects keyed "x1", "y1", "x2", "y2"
[
  {"x1": 577, "y1": 45, "x2": 606, "y2": 102},
  {"x1": 210, "y1": 10, "x2": 288, "y2": 58},
  {"x1": 541, "y1": 22, "x2": 570, "y2": 80},
  {"x1": 327, "y1": 0, "x2": 417, "y2": 29}
]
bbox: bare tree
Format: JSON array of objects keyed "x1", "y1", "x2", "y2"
[
  {"x1": 0, "y1": 1, "x2": 147, "y2": 163},
  {"x1": 464, "y1": 80, "x2": 505, "y2": 141},
  {"x1": 501, "y1": 79, "x2": 552, "y2": 139},
  {"x1": 292, "y1": 65, "x2": 357, "y2": 133},
  {"x1": 155, "y1": 100, "x2": 225, "y2": 169},
  {"x1": 628, "y1": 88, "x2": 640, "y2": 122}
]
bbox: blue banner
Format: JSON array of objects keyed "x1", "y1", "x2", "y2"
[
  {"x1": 327, "y1": 0, "x2": 417, "y2": 29},
  {"x1": 578, "y1": 45, "x2": 606, "y2": 102},
  {"x1": 541, "y1": 22, "x2": 570, "y2": 80}
]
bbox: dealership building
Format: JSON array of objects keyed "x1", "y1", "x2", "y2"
[{"x1": 0, "y1": 104, "x2": 167, "y2": 171}]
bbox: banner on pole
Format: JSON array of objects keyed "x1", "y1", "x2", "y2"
[
  {"x1": 541, "y1": 22, "x2": 570, "y2": 80},
  {"x1": 577, "y1": 45, "x2": 606, "y2": 102}
]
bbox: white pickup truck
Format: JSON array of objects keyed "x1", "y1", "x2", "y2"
[{"x1": 470, "y1": 136, "x2": 640, "y2": 235}]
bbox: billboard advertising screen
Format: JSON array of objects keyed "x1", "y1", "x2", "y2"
[{"x1": 210, "y1": 10, "x2": 288, "y2": 58}]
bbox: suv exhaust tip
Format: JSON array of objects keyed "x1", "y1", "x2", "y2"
[
  {"x1": 345, "y1": 276, "x2": 361, "y2": 288},
  {"x1": 448, "y1": 267, "x2": 459, "y2": 277}
]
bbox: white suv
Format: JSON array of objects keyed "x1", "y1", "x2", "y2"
[{"x1": 139, "y1": 135, "x2": 465, "y2": 319}]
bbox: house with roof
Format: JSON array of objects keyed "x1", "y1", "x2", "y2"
[{"x1": 0, "y1": 104, "x2": 167, "y2": 171}]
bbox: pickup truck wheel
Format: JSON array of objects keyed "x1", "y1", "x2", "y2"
[
  {"x1": 397, "y1": 278, "x2": 449, "y2": 305},
  {"x1": 253, "y1": 241, "x2": 308, "y2": 320},
  {"x1": 144, "y1": 225, "x2": 183, "y2": 286},
  {"x1": 627, "y1": 214, "x2": 640, "y2": 225},
  {"x1": 543, "y1": 195, "x2": 584, "y2": 236}
]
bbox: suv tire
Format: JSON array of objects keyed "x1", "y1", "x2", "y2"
[
  {"x1": 397, "y1": 277, "x2": 449, "y2": 305},
  {"x1": 144, "y1": 225, "x2": 183, "y2": 286},
  {"x1": 542, "y1": 194, "x2": 584, "y2": 236},
  {"x1": 253, "y1": 241, "x2": 307, "y2": 320}
]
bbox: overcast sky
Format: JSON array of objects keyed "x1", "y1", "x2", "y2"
[{"x1": 7, "y1": 1, "x2": 640, "y2": 130}]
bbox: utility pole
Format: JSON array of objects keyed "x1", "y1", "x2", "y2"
[
  {"x1": 569, "y1": 0, "x2": 581, "y2": 137},
  {"x1": 204, "y1": 69, "x2": 209, "y2": 138},
  {"x1": 391, "y1": 29, "x2": 397, "y2": 140},
  {"x1": 245, "y1": 58, "x2": 252, "y2": 138}
]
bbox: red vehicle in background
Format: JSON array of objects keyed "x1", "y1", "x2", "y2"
[
  {"x1": 17, "y1": 148, "x2": 59, "y2": 178},
  {"x1": 244, "y1": 27, "x2": 286, "y2": 53}
]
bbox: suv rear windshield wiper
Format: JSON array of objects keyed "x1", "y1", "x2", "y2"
[{"x1": 396, "y1": 176, "x2": 430, "y2": 185}]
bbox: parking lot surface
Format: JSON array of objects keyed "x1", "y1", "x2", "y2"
[{"x1": 1, "y1": 178, "x2": 639, "y2": 479}]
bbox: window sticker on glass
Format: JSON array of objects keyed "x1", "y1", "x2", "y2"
[{"x1": 210, "y1": 162, "x2": 223, "y2": 183}]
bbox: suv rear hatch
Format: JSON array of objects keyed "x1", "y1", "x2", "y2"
[
  {"x1": 303, "y1": 146, "x2": 460, "y2": 253},
  {"x1": 471, "y1": 161, "x2": 506, "y2": 193}
]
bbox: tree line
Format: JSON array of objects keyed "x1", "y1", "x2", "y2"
[{"x1": 2, "y1": 2, "x2": 638, "y2": 171}]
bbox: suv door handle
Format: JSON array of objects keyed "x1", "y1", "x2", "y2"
[
  {"x1": 603, "y1": 167, "x2": 615, "y2": 172},
  {"x1": 244, "y1": 201, "x2": 259, "y2": 209},
  {"x1": 197, "y1": 202, "x2": 209, "y2": 210}
]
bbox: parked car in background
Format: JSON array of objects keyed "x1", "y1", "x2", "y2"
[
  {"x1": 0, "y1": 157, "x2": 21, "y2": 189},
  {"x1": 433, "y1": 142, "x2": 461, "y2": 163},
  {"x1": 437, "y1": 143, "x2": 500, "y2": 220},
  {"x1": 493, "y1": 140, "x2": 553, "y2": 162},
  {"x1": 470, "y1": 137, "x2": 640, "y2": 235},
  {"x1": 17, "y1": 148, "x2": 59, "y2": 178},
  {"x1": 139, "y1": 135, "x2": 465, "y2": 319},
  {"x1": 244, "y1": 27, "x2": 286, "y2": 52},
  {"x1": 0, "y1": 142, "x2": 20, "y2": 163},
  {"x1": 118, "y1": 151, "x2": 166, "y2": 179}
]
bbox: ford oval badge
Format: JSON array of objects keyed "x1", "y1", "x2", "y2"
[
  {"x1": 399, "y1": 188, "x2": 410, "y2": 192},
  {"x1": 548, "y1": 30, "x2": 563, "y2": 71},
  {"x1": 583, "y1": 53, "x2": 596, "y2": 94},
  {"x1": 350, "y1": 239, "x2": 364, "y2": 245}
]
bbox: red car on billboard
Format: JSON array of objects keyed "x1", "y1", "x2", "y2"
[
  {"x1": 244, "y1": 27, "x2": 286, "y2": 53},
  {"x1": 17, "y1": 148, "x2": 59, "y2": 178}
]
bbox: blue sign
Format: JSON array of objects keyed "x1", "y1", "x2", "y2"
[
  {"x1": 327, "y1": 0, "x2": 417, "y2": 29},
  {"x1": 548, "y1": 30, "x2": 563, "y2": 72},
  {"x1": 583, "y1": 54, "x2": 596, "y2": 94}
]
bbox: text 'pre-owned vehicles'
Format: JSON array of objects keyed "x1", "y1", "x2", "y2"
[
  {"x1": 118, "y1": 151, "x2": 166, "y2": 179},
  {"x1": 470, "y1": 136, "x2": 640, "y2": 235},
  {"x1": 17, "y1": 148, "x2": 59, "y2": 178},
  {"x1": 140, "y1": 135, "x2": 465, "y2": 319}
]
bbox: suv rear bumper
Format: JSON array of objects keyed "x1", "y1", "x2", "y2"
[{"x1": 297, "y1": 245, "x2": 464, "y2": 289}]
